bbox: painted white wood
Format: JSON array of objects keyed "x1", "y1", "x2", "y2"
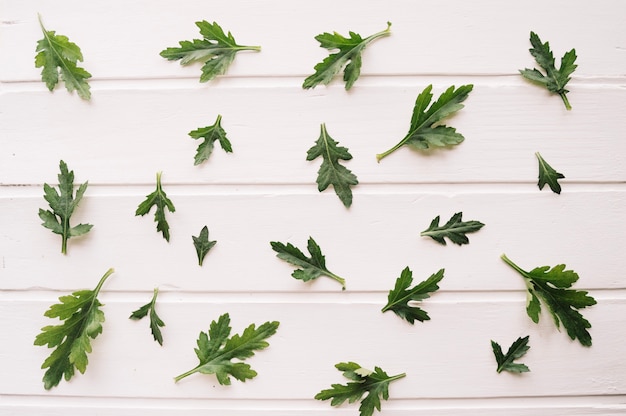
[
  {"x1": 1, "y1": 189, "x2": 623, "y2": 291},
  {"x1": 1, "y1": 0, "x2": 624, "y2": 414},
  {"x1": 1, "y1": 297, "x2": 624, "y2": 398},
  {"x1": 1, "y1": 0, "x2": 625, "y2": 81},
  {"x1": 0, "y1": 81, "x2": 624, "y2": 185}
]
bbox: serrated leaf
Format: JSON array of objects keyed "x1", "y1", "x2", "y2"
[
  {"x1": 382, "y1": 267, "x2": 444, "y2": 324},
  {"x1": 188, "y1": 115, "x2": 232, "y2": 165},
  {"x1": 270, "y1": 237, "x2": 346, "y2": 290},
  {"x1": 519, "y1": 31, "x2": 577, "y2": 110},
  {"x1": 192, "y1": 226, "x2": 217, "y2": 266},
  {"x1": 39, "y1": 160, "x2": 93, "y2": 254},
  {"x1": 303, "y1": 22, "x2": 391, "y2": 90},
  {"x1": 536, "y1": 152, "x2": 565, "y2": 194},
  {"x1": 306, "y1": 123, "x2": 359, "y2": 207},
  {"x1": 34, "y1": 268, "x2": 114, "y2": 389},
  {"x1": 491, "y1": 336, "x2": 531, "y2": 373},
  {"x1": 35, "y1": 14, "x2": 91, "y2": 100},
  {"x1": 129, "y1": 287, "x2": 166, "y2": 346},
  {"x1": 420, "y1": 212, "x2": 485, "y2": 245},
  {"x1": 135, "y1": 171, "x2": 176, "y2": 241},
  {"x1": 377, "y1": 84, "x2": 473, "y2": 161},
  {"x1": 160, "y1": 20, "x2": 260, "y2": 82},
  {"x1": 315, "y1": 362, "x2": 405, "y2": 416},
  {"x1": 501, "y1": 254, "x2": 596, "y2": 346},
  {"x1": 174, "y1": 313, "x2": 279, "y2": 385}
]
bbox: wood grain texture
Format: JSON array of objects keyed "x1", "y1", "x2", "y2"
[{"x1": 1, "y1": 0, "x2": 625, "y2": 414}]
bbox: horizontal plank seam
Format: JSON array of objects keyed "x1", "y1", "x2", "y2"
[
  {"x1": 1, "y1": 182, "x2": 625, "y2": 197},
  {"x1": 1, "y1": 394, "x2": 625, "y2": 409},
  {"x1": 0, "y1": 289, "x2": 623, "y2": 303}
]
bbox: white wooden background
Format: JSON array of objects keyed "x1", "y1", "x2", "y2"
[{"x1": 1, "y1": 1, "x2": 625, "y2": 415}]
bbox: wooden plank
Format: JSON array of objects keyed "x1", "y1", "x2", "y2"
[
  {"x1": 1, "y1": 82, "x2": 624, "y2": 185},
  {"x1": 1, "y1": 0, "x2": 625, "y2": 80},
  {"x1": 2, "y1": 296, "x2": 624, "y2": 399},
  {"x1": 1, "y1": 190, "x2": 623, "y2": 292}
]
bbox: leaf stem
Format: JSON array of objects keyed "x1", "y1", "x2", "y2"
[
  {"x1": 376, "y1": 138, "x2": 406, "y2": 162},
  {"x1": 94, "y1": 268, "x2": 115, "y2": 296},
  {"x1": 174, "y1": 365, "x2": 201, "y2": 383},
  {"x1": 560, "y1": 92, "x2": 572, "y2": 111},
  {"x1": 500, "y1": 254, "x2": 529, "y2": 279},
  {"x1": 326, "y1": 271, "x2": 346, "y2": 291}
]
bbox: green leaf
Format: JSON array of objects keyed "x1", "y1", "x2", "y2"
[
  {"x1": 501, "y1": 254, "x2": 596, "y2": 346},
  {"x1": 420, "y1": 212, "x2": 485, "y2": 245},
  {"x1": 306, "y1": 123, "x2": 359, "y2": 208},
  {"x1": 376, "y1": 84, "x2": 473, "y2": 161},
  {"x1": 519, "y1": 31, "x2": 577, "y2": 110},
  {"x1": 39, "y1": 160, "x2": 93, "y2": 254},
  {"x1": 315, "y1": 362, "x2": 405, "y2": 416},
  {"x1": 160, "y1": 21, "x2": 260, "y2": 82},
  {"x1": 174, "y1": 313, "x2": 279, "y2": 385},
  {"x1": 188, "y1": 115, "x2": 232, "y2": 165},
  {"x1": 129, "y1": 287, "x2": 166, "y2": 346},
  {"x1": 381, "y1": 267, "x2": 444, "y2": 324},
  {"x1": 303, "y1": 22, "x2": 391, "y2": 90},
  {"x1": 34, "y1": 268, "x2": 114, "y2": 390},
  {"x1": 135, "y1": 171, "x2": 176, "y2": 242},
  {"x1": 35, "y1": 14, "x2": 91, "y2": 100},
  {"x1": 270, "y1": 237, "x2": 346, "y2": 290},
  {"x1": 192, "y1": 226, "x2": 217, "y2": 266},
  {"x1": 536, "y1": 152, "x2": 565, "y2": 194},
  {"x1": 491, "y1": 336, "x2": 531, "y2": 373}
]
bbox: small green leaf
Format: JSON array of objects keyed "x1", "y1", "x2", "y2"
[
  {"x1": 39, "y1": 160, "x2": 93, "y2": 254},
  {"x1": 501, "y1": 254, "x2": 596, "y2": 346},
  {"x1": 377, "y1": 84, "x2": 473, "y2": 162},
  {"x1": 306, "y1": 123, "x2": 358, "y2": 207},
  {"x1": 382, "y1": 267, "x2": 444, "y2": 324},
  {"x1": 536, "y1": 152, "x2": 565, "y2": 194},
  {"x1": 174, "y1": 313, "x2": 279, "y2": 385},
  {"x1": 420, "y1": 212, "x2": 484, "y2": 245},
  {"x1": 491, "y1": 336, "x2": 531, "y2": 373},
  {"x1": 34, "y1": 268, "x2": 114, "y2": 389},
  {"x1": 519, "y1": 31, "x2": 577, "y2": 110},
  {"x1": 160, "y1": 21, "x2": 260, "y2": 82},
  {"x1": 188, "y1": 115, "x2": 232, "y2": 165},
  {"x1": 192, "y1": 226, "x2": 217, "y2": 266},
  {"x1": 270, "y1": 237, "x2": 346, "y2": 290},
  {"x1": 35, "y1": 14, "x2": 91, "y2": 100},
  {"x1": 135, "y1": 172, "x2": 176, "y2": 241},
  {"x1": 315, "y1": 361, "x2": 405, "y2": 416},
  {"x1": 303, "y1": 22, "x2": 391, "y2": 90},
  {"x1": 130, "y1": 287, "x2": 166, "y2": 346}
]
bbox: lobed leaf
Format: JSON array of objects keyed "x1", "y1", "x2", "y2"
[{"x1": 306, "y1": 123, "x2": 358, "y2": 207}]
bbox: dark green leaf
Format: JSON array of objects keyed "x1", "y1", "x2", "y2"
[
  {"x1": 306, "y1": 123, "x2": 358, "y2": 207},
  {"x1": 303, "y1": 22, "x2": 391, "y2": 90},
  {"x1": 377, "y1": 84, "x2": 473, "y2": 161},
  {"x1": 160, "y1": 21, "x2": 260, "y2": 82},
  {"x1": 501, "y1": 254, "x2": 596, "y2": 346},
  {"x1": 270, "y1": 237, "x2": 346, "y2": 290},
  {"x1": 174, "y1": 313, "x2": 279, "y2": 385},
  {"x1": 188, "y1": 115, "x2": 232, "y2": 165},
  {"x1": 39, "y1": 160, "x2": 93, "y2": 254},
  {"x1": 519, "y1": 31, "x2": 577, "y2": 110},
  {"x1": 420, "y1": 212, "x2": 484, "y2": 245},
  {"x1": 192, "y1": 226, "x2": 217, "y2": 266},
  {"x1": 315, "y1": 362, "x2": 405, "y2": 416},
  {"x1": 135, "y1": 171, "x2": 176, "y2": 241},
  {"x1": 536, "y1": 152, "x2": 565, "y2": 194},
  {"x1": 130, "y1": 288, "x2": 166, "y2": 346},
  {"x1": 491, "y1": 336, "x2": 531, "y2": 373},
  {"x1": 382, "y1": 267, "x2": 444, "y2": 324},
  {"x1": 35, "y1": 14, "x2": 91, "y2": 100},
  {"x1": 34, "y1": 268, "x2": 114, "y2": 389}
]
